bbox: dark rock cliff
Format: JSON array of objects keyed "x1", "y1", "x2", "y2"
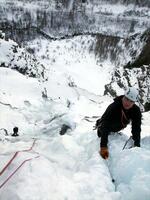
[{"x1": 0, "y1": 0, "x2": 150, "y2": 43}]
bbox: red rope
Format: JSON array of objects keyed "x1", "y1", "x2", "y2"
[
  {"x1": 0, "y1": 155, "x2": 40, "y2": 189},
  {"x1": 0, "y1": 139, "x2": 39, "y2": 189},
  {"x1": 0, "y1": 139, "x2": 37, "y2": 176},
  {"x1": 0, "y1": 152, "x2": 19, "y2": 176},
  {"x1": 22, "y1": 139, "x2": 37, "y2": 152}
]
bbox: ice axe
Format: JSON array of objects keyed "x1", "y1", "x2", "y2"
[
  {"x1": 122, "y1": 136, "x2": 133, "y2": 150},
  {"x1": 105, "y1": 159, "x2": 115, "y2": 183}
]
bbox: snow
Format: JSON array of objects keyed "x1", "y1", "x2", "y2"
[
  {"x1": 0, "y1": 38, "x2": 16, "y2": 65},
  {"x1": 0, "y1": 33, "x2": 150, "y2": 200},
  {"x1": 28, "y1": 36, "x2": 114, "y2": 96}
]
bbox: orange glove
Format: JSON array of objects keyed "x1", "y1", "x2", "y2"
[{"x1": 99, "y1": 147, "x2": 109, "y2": 159}]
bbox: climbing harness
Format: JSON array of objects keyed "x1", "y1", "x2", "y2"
[
  {"x1": 0, "y1": 139, "x2": 40, "y2": 189},
  {"x1": 121, "y1": 109, "x2": 129, "y2": 128}
]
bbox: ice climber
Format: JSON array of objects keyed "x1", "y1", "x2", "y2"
[
  {"x1": 95, "y1": 87, "x2": 142, "y2": 159},
  {"x1": 11, "y1": 127, "x2": 19, "y2": 137}
]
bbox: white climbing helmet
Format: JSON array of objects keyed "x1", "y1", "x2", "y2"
[{"x1": 124, "y1": 87, "x2": 139, "y2": 102}]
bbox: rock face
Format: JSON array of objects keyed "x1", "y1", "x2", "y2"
[
  {"x1": 94, "y1": 29, "x2": 150, "y2": 110},
  {"x1": 95, "y1": 29, "x2": 150, "y2": 68},
  {"x1": 0, "y1": 0, "x2": 150, "y2": 42}
]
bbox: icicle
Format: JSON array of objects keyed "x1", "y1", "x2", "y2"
[{"x1": 67, "y1": 0, "x2": 75, "y2": 12}]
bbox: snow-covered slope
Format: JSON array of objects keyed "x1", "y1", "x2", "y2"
[
  {"x1": 26, "y1": 32, "x2": 150, "y2": 109},
  {"x1": 0, "y1": 29, "x2": 150, "y2": 200},
  {"x1": 1, "y1": 28, "x2": 150, "y2": 108},
  {"x1": 0, "y1": 66, "x2": 150, "y2": 200}
]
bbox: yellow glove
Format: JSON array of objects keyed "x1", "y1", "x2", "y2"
[{"x1": 99, "y1": 147, "x2": 109, "y2": 159}]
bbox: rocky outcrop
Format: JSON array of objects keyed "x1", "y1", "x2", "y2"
[
  {"x1": 125, "y1": 29, "x2": 150, "y2": 68},
  {"x1": 0, "y1": 31, "x2": 46, "y2": 80},
  {"x1": 97, "y1": 29, "x2": 150, "y2": 110}
]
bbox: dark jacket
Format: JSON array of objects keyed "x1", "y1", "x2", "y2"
[{"x1": 97, "y1": 95, "x2": 142, "y2": 147}]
